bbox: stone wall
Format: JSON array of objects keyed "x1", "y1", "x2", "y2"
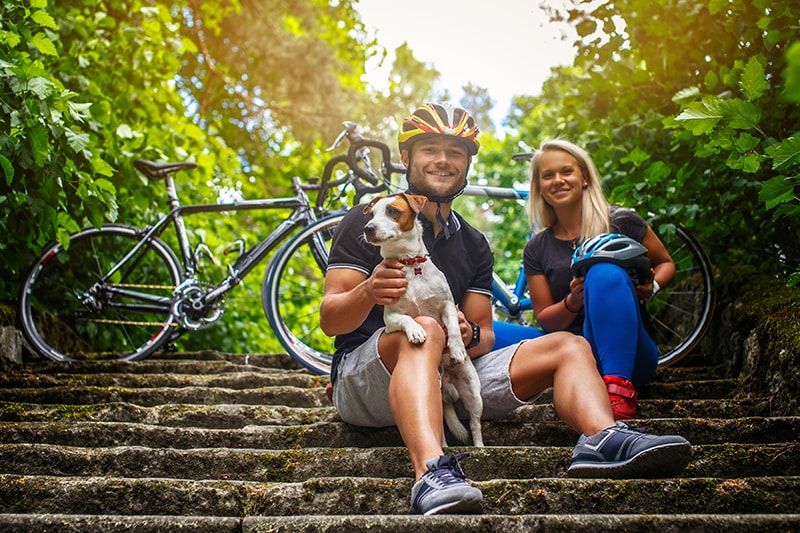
[{"x1": 698, "y1": 273, "x2": 800, "y2": 416}]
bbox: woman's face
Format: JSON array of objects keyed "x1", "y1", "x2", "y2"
[{"x1": 537, "y1": 149, "x2": 588, "y2": 209}]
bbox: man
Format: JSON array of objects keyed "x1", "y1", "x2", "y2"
[{"x1": 320, "y1": 102, "x2": 691, "y2": 515}]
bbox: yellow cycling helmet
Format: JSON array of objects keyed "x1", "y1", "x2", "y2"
[{"x1": 398, "y1": 102, "x2": 480, "y2": 155}]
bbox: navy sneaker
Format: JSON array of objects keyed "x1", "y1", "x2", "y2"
[
  {"x1": 567, "y1": 422, "x2": 692, "y2": 479},
  {"x1": 409, "y1": 452, "x2": 483, "y2": 515}
]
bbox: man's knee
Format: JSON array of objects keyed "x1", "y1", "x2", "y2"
[{"x1": 529, "y1": 331, "x2": 593, "y2": 364}]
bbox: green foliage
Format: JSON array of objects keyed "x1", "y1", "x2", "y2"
[
  {"x1": 1, "y1": 0, "x2": 440, "y2": 355},
  {"x1": 481, "y1": 0, "x2": 800, "y2": 290}
]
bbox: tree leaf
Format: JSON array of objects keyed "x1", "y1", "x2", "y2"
[
  {"x1": 91, "y1": 157, "x2": 115, "y2": 178},
  {"x1": 27, "y1": 77, "x2": 55, "y2": 99},
  {"x1": 721, "y1": 99, "x2": 761, "y2": 131},
  {"x1": 672, "y1": 86, "x2": 699, "y2": 104},
  {"x1": 0, "y1": 154, "x2": 14, "y2": 185},
  {"x1": 67, "y1": 101, "x2": 93, "y2": 122},
  {"x1": 675, "y1": 98, "x2": 723, "y2": 135},
  {"x1": 769, "y1": 136, "x2": 800, "y2": 171},
  {"x1": 29, "y1": 124, "x2": 50, "y2": 166},
  {"x1": 782, "y1": 42, "x2": 800, "y2": 104},
  {"x1": 739, "y1": 56, "x2": 766, "y2": 101},
  {"x1": 65, "y1": 128, "x2": 90, "y2": 152},
  {"x1": 30, "y1": 33, "x2": 58, "y2": 56},
  {"x1": 31, "y1": 10, "x2": 59, "y2": 30},
  {"x1": 758, "y1": 175, "x2": 797, "y2": 210}
]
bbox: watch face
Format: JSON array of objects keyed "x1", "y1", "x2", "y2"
[{"x1": 467, "y1": 321, "x2": 480, "y2": 348}]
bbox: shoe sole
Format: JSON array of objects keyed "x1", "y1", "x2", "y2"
[
  {"x1": 413, "y1": 493, "x2": 484, "y2": 515},
  {"x1": 567, "y1": 441, "x2": 692, "y2": 479}
]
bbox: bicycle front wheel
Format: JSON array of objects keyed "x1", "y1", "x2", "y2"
[
  {"x1": 648, "y1": 226, "x2": 715, "y2": 367},
  {"x1": 19, "y1": 225, "x2": 182, "y2": 362},
  {"x1": 262, "y1": 214, "x2": 343, "y2": 375}
]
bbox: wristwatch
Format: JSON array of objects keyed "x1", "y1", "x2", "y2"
[{"x1": 466, "y1": 321, "x2": 481, "y2": 349}]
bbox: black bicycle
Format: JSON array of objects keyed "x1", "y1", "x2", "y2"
[{"x1": 17, "y1": 122, "x2": 393, "y2": 367}]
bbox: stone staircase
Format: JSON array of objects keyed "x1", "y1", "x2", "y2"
[{"x1": 1, "y1": 349, "x2": 799, "y2": 532}]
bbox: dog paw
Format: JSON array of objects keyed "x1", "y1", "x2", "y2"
[
  {"x1": 449, "y1": 347, "x2": 468, "y2": 364},
  {"x1": 405, "y1": 324, "x2": 427, "y2": 344}
]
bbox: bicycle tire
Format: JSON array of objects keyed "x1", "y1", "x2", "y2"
[
  {"x1": 18, "y1": 224, "x2": 182, "y2": 362},
  {"x1": 648, "y1": 226, "x2": 715, "y2": 366},
  {"x1": 262, "y1": 214, "x2": 343, "y2": 375}
]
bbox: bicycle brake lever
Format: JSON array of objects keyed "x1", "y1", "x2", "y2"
[{"x1": 326, "y1": 121, "x2": 358, "y2": 152}]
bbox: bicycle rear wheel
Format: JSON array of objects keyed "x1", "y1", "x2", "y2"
[
  {"x1": 648, "y1": 226, "x2": 715, "y2": 366},
  {"x1": 262, "y1": 214, "x2": 342, "y2": 375},
  {"x1": 18, "y1": 225, "x2": 182, "y2": 362}
]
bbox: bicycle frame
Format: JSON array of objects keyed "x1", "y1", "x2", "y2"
[
  {"x1": 462, "y1": 185, "x2": 532, "y2": 322},
  {"x1": 101, "y1": 175, "x2": 321, "y2": 316}
]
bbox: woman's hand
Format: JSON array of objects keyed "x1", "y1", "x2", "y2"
[{"x1": 567, "y1": 275, "x2": 585, "y2": 310}]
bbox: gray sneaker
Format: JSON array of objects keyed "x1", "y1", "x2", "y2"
[
  {"x1": 410, "y1": 452, "x2": 483, "y2": 515},
  {"x1": 567, "y1": 422, "x2": 692, "y2": 479}
]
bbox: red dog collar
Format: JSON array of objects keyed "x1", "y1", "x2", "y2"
[{"x1": 399, "y1": 256, "x2": 428, "y2": 275}]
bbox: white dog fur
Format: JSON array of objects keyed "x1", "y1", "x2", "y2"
[{"x1": 362, "y1": 193, "x2": 484, "y2": 447}]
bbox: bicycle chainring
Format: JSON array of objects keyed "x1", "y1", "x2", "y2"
[{"x1": 173, "y1": 282, "x2": 224, "y2": 330}]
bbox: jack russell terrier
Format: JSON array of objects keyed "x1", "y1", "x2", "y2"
[{"x1": 362, "y1": 193, "x2": 484, "y2": 447}]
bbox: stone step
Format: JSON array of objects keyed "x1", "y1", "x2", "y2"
[
  {"x1": 0, "y1": 385, "x2": 328, "y2": 408},
  {"x1": 2, "y1": 513, "x2": 799, "y2": 533},
  {"x1": 1, "y1": 352, "x2": 300, "y2": 374},
  {"x1": 1, "y1": 474, "x2": 798, "y2": 516},
  {"x1": 1, "y1": 443, "x2": 797, "y2": 481},
  {"x1": 0, "y1": 376, "x2": 739, "y2": 407},
  {"x1": 1, "y1": 417, "x2": 797, "y2": 449},
  {"x1": 0, "y1": 371, "x2": 327, "y2": 389},
  {"x1": 0, "y1": 398, "x2": 775, "y2": 427},
  {"x1": 0, "y1": 400, "x2": 338, "y2": 427}
]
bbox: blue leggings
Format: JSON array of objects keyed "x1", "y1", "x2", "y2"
[{"x1": 492, "y1": 262, "x2": 659, "y2": 390}]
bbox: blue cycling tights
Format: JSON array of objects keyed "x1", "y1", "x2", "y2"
[{"x1": 491, "y1": 262, "x2": 659, "y2": 390}]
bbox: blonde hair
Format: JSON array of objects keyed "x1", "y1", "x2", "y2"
[{"x1": 527, "y1": 139, "x2": 610, "y2": 240}]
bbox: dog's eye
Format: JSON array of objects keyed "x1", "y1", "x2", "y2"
[{"x1": 386, "y1": 206, "x2": 402, "y2": 218}]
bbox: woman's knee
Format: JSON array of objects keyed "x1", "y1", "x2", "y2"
[{"x1": 585, "y1": 262, "x2": 632, "y2": 288}]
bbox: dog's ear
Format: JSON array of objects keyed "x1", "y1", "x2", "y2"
[
  {"x1": 363, "y1": 196, "x2": 384, "y2": 215},
  {"x1": 400, "y1": 193, "x2": 428, "y2": 214}
]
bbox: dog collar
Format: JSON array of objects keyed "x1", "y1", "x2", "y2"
[{"x1": 399, "y1": 255, "x2": 428, "y2": 275}]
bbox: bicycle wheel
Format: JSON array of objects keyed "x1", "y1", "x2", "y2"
[
  {"x1": 262, "y1": 214, "x2": 343, "y2": 375},
  {"x1": 19, "y1": 224, "x2": 182, "y2": 362},
  {"x1": 647, "y1": 226, "x2": 715, "y2": 366}
]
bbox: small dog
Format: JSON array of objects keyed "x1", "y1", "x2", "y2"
[{"x1": 363, "y1": 193, "x2": 484, "y2": 447}]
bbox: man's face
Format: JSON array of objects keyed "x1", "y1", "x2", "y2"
[{"x1": 401, "y1": 136, "x2": 471, "y2": 201}]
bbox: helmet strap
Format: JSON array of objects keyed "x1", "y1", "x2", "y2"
[{"x1": 435, "y1": 202, "x2": 452, "y2": 239}]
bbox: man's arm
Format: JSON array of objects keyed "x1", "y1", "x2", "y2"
[
  {"x1": 320, "y1": 259, "x2": 407, "y2": 337},
  {"x1": 458, "y1": 291, "x2": 494, "y2": 358}
]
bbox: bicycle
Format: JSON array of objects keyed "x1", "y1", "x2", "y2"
[
  {"x1": 264, "y1": 140, "x2": 715, "y2": 373},
  {"x1": 20, "y1": 122, "x2": 714, "y2": 374},
  {"x1": 17, "y1": 122, "x2": 394, "y2": 365}
]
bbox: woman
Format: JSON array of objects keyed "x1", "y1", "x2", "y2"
[{"x1": 512, "y1": 140, "x2": 674, "y2": 420}]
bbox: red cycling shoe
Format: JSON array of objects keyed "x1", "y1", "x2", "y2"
[{"x1": 603, "y1": 374, "x2": 638, "y2": 420}]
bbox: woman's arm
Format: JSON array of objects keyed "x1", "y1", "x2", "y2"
[
  {"x1": 527, "y1": 273, "x2": 582, "y2": 332},
  {"x1": 636, "y1": 226, "x2": 676, "y2": 301}
]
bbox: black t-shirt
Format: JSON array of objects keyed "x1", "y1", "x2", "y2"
[
  {"x1": 522, "y1": 206, "x2": 648, "y2": 334},
  {"x1": 326, "y1": 204, "x2": 494, "y2": 382}
]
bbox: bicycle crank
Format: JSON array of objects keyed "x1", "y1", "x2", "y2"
[{"x1": 172, "y1": 282, "x2": 224, "y2": 330}]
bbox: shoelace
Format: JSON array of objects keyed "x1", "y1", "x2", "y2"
[{"x1": 430, "y1": 452, "x2": 470, "y2": 483}]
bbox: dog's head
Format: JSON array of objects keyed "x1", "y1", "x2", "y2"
[{"x1": 362, "y1": 193, "x2": 428, "y2": 247}]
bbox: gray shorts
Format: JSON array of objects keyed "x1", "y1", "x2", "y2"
[{"x1": 332, "y1": 328, "x2": 533, "y2": 427}]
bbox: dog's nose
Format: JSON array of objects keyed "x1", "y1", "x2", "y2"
[{"x1": 364, "y1": 224, "x2": 376, "y2": 240}]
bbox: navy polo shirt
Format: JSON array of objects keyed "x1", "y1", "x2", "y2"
[{"x1": 326, "y1": 203, "x2": 494, "y2": 383}]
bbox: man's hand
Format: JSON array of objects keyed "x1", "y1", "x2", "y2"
[
  {"x1": 369, "y1": 259, "x2": 407, "y2": 306},
  {"x1": 456, "y1": 309, "x2": 472, "y2": 347}
]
